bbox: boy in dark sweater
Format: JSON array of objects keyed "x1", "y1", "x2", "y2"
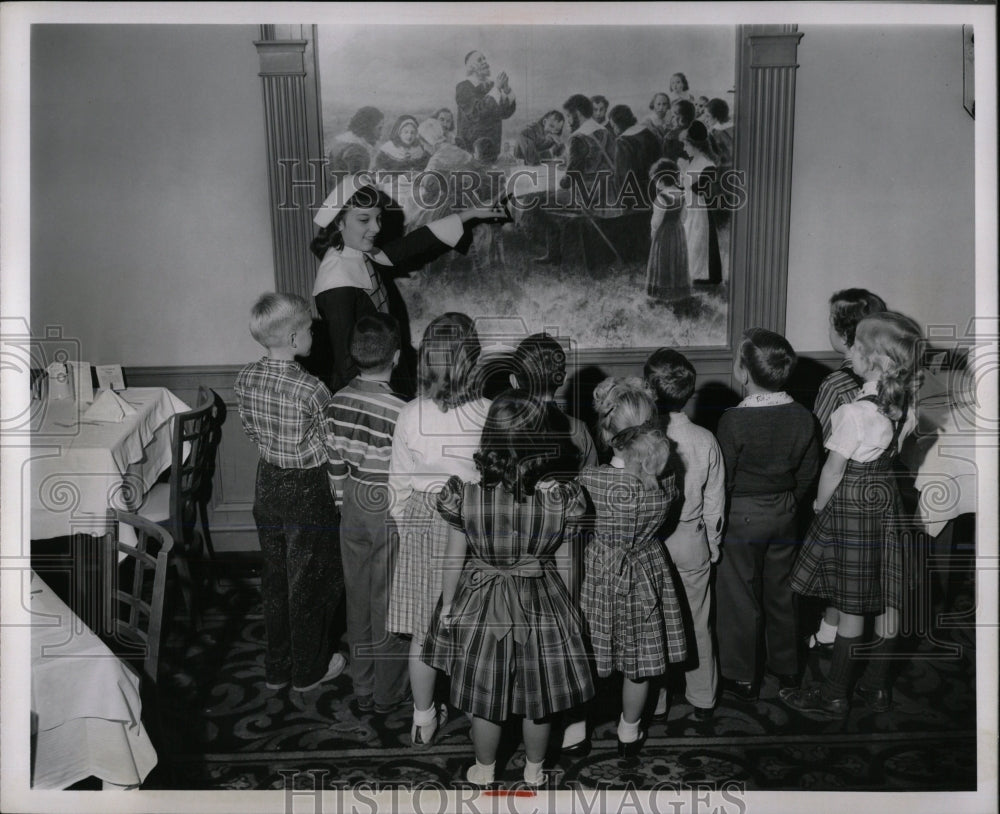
[{"x1": 716, "y1": 328, "x2": 820, "y2": 701}]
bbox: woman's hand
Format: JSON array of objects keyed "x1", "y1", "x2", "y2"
[{"x1": 459, "y1": 200, "x2": 512, "y2": 224}]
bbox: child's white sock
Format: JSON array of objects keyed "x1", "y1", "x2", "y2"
[
  {"x1": 617, "y1": 713, "x2": 641, "y2": 743},
  {"x1": 523, "y1": 758, "x2": 545, "y2": 786},
  {"x1": 466, "y1": 760, "x2": 495, "y2": 785},
  {"x1": 413, "y1": 704, "x2": 436, "y2": 727},
  {"x1": 816, "y1": 619, "x2": 837, "y2": 645},
  {"x1": 653, "y1": 687, "x2": 668, "y2": 716}
]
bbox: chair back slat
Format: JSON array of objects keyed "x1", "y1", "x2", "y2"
[
  {"x1": 104, "y1": 510, "x2": 174, "y2": 684},
  {"x1": 166, "y1": 394, "x2": 215, "y2": 553},
  {"x1": 196, "y1": 385, "x2": 227, "y2": 504}
]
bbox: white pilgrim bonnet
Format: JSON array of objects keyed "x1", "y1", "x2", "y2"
[{"x1": 314, "y1": 173, "x2": 363, "y2": 228}]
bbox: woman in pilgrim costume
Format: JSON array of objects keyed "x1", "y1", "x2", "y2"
[
  {"x1": 310, "y1": 174, "x2": 509, "y2": 394},
  {"x1": 373, "y1": 115, "x2": 429, "y2": 175}
]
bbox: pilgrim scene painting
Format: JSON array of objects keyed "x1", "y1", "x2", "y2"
[{"x1": 318, "y1": 25, "x2": 736, "y2": 348}]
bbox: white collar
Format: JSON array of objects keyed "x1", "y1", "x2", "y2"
[
  {"x1": 622, "y1": 124, "x2": 647, "y2": 137},
  {"x1": 858, "y1": 380, "x2": 879, "y2": 397},
  {"x1": 379, "y1": 141, "x2": 423, "y2": 161},
  {"x1": 573, "y1": 118, "x2": 603, "y2": 137},
  {"x1": 343, "y1": 245, "x2": 392, "y2": 266},
  {"x1": 736, "y1": 392, "x2": 794, "y2": 408},
  {"x1": 312, "y1": 246, "x2": 391, "y2": 295}
]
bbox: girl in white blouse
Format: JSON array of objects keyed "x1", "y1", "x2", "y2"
[{"x1": 387, "y1": 312, "x2": 491, "y2": 747}]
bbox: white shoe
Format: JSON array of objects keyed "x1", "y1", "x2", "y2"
[
  {"x1": 466, "y1": 762, "x2": 496, "y2": 786},
  {"x1": 292, "y1": 652, "x2": 348, "y2": 692},
  {"x1": 410, "y1": 703, "x2": 448, "y2": 748}
]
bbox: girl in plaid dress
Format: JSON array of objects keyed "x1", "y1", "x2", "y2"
[
  {"x1": 783, "y1": 312, "x2": 922, "y2": 717},
  {"x1": 578, "y1": 378, "x2": 687, "y2": 756},
  {"x1": 387, "y1": 313, "x2": 490, "y2": 747},
  {"x1": 422, "y1": 391, "x2": 596, "y2": 786}
]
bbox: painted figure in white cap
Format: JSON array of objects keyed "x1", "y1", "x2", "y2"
[{"x1": 310, "y1": 174, "x2": 508, "y2": 393}]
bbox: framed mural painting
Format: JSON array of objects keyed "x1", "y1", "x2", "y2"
[{"x1": 255, "y1": 21, "x2": 803, "y2": 376}]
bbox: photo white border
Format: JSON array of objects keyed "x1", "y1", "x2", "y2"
[{"x1": 2, "y1": 3, "x2": 996, "y2": 814}]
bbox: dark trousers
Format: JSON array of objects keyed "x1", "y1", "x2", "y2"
[
  {"x1": 253, "y1": 460, "x2": 343, "y2": 687},
  {"x1": 716, "y1": 492, "x2": 800, "y2": 683},
  {"x1": 340, "y1": 478, "x2": 410, "y2": 707}
]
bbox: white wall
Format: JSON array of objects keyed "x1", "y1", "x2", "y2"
[
  {"x1": 786, "y1": 25, "x2": 976, "y2": 352},
  {"x1": 30, "y1": 25, "x2": 274, "y2": 367}
]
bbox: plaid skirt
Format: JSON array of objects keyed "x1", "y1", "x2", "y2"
[
  {"x1": 386, "y1": 491, "x2": 450, "y2": 641},
  {"x1": 791, "y1": 456, "x2": 905, "y2": 614},
  {"x1": 422, "y1": 562, "x2": 596, "y2": 721},
  {"x1": 579, "y1": 535, "x2": 687, "y2": 679}
]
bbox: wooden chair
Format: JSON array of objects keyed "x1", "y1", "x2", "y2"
[
  {"x1": 136, "y1": 390, "x2": 215, "y2": 626},
  {"x1": 103, "y1": 510, "x2": 174, "y2": 783},
  {"x1": 194, "y1": 386, "x2": 226, "y2": 589},
  {"x1": 103, "y1": 510, "x2": 175, "y2": 686}
]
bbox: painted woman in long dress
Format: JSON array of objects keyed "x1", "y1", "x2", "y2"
[
  {"x1": 679, "y1": 121, "x2": 722, "y2": 285},
  {"x1": 646, "y1": 159, "x2": 690, "y2": 302}
]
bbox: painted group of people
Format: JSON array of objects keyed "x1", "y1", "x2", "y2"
[
  {"x1": 327, "y1": 50, "x2": 517, "y2": 180},
  {"x1": 325, "y1": 55, "x2": 737, "y2": 311},
  {"x1": 514, "y1": 78, "x2": 734, "y2": 294}
]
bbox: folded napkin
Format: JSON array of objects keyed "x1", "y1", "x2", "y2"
[{"x1": 83, "y1": 389, "x2": 138, "y2": 423}]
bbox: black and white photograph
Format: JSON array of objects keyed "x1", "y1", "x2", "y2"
[{"x1": 1, "y1": 3, "x2": 996, "y2": 814}]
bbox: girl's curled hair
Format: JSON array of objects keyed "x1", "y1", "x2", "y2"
[
  {"x1": 592, "y1": 376, "x2": 657, "y2": 447},
  {"x1": 474, "y1": 389, "x2": 578, "y2": 499},
  {"x1": 854, "y1": 311, "x2": 924, "y2": 422},
  {"x1": 609, "y1": 423, "x2": 671, "y2": 490},
  {"x1": 417, "y1": 312, "x2": 482, "y2": 411}
]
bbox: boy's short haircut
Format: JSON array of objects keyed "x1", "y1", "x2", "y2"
[
  {"x1": 644, "y1": 347, "x2": 696, "y2": 412},
  {"x1": 739, "y1": 328, "x2": 797, "y2": 391},
  {"x1": 513, "y1": 333, "x2": 566, "y2": 396},
  {"x1": 249, "y1": 292, "x2": 312, "y2": 349},
  {"x1": 350, "y1": 313, "x2": 401, "y2": 370},
  {"x1": 829, "y1": 288, "x2": 888, "y2": 347}
]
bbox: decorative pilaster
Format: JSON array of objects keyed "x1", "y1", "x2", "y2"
[
  {"x1": 255, "y1": 25, "x2": 324, "y2": 300},
  {"x1": 731, "y1": 25, "x2": 803, "y2": 335}
]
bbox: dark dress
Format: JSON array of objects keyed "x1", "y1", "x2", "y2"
[
  {"x1": 646, "y1": 189, "x2": 689, "y2": 301},
  {"x1": 577, "y1": 465, "x2": 687, "y2": 679},
  {"x1": 790, "y1": 397, "x2": 908, "y2": 614},
  {"x1": 421, "y1": 477, "x2": 596, "y2": 721},
  {"x1": 314, "y1": 223, "x2": 472, "y2": 395}
]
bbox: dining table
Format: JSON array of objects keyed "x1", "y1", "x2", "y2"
[
  {"x1": 29, "y1": 386, "x2": 190, "y2": 632},
  {"x1": 30, "y1": 570, "x2": 158, "y2": 789},
  {"x1": 30, "y1": 387, "x2": 190, "y2": 540}
]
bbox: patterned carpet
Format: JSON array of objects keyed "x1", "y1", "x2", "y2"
[{"x1": 147, "y1": 562, "x2": 977, "y2": 792}]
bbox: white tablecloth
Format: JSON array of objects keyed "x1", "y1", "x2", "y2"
[
  {"x1": 30, "y1": 572, "x2": 158, "y2": 789},
  {"x1": 30, "y1": 387, "x2": 190, "y2": 539}
]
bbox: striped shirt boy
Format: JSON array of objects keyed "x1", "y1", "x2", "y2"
[{"x1": 326, "y1": 377, "x2": 408, "y2": 507}]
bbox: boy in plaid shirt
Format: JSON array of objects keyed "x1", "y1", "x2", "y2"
[
  {"x1": 326, "y1": 314, "x2": 411, "y2": 714},
  {"x1": 235, "y1": 293, "x2": 346, "y2": 693}
]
